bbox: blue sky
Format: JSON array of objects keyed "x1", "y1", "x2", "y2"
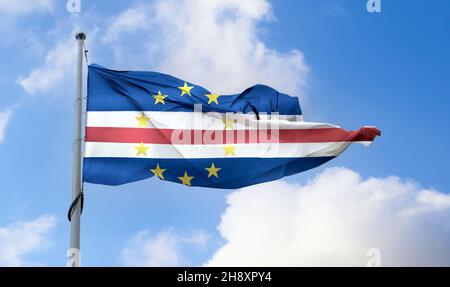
[{"x1": 0, "y1": 0, "x2": 449, "y2": 266}]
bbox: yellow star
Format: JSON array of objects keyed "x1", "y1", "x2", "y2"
[
  {"x1": 205, "y1": 163, "x2": 221, "y2": 178},
  {"x1": 134, "y1": 142, "x2": 149, "y2": 156},
  {"x1": 153, "y1": 90, "x2": 167, "y2": 104},
  {"x1": 205, "y1": 93, "x2": 220, "y2": 105},
  {"x1": 223, "y1": 144, "x2": 236, "y2": 156},
  {"x1": 178, "y1": 81, "x2": 194, "y2": 96},
  {"x1": 135, "y1": 112, "x2": 150, "y2": 127},
  {"x1": 223, "y1": 117, "x2": 235, "y2": 129},
  {"x1": 151, "y1": 163, "x2": 167, "y2": 180},
  {"x1": 178, "y1": 171, "x2": 194, "y2": 186}
]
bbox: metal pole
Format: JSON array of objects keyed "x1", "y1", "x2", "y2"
[{"x1": 70, "y1": 31, "x2": 86, "y2": 267}]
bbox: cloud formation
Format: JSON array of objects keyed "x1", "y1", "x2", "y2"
[
  {"x1": 0, "y1": 0, "x2": 53, "y2": 16},
  {"x1": 0, "y1": 215, "x2": 57, "y2": 266},
  {"x1": 17, "y1": 36, "x2": 77, "y2": 95},
  {"x1": 19, "y1": 0, "x2": 308, "y2": 98},
  {"x1": 102, "y1": 5, "x2": 152, "y2": 44},
  {"x1": 105, "y1": 0, "x2": 308, "y2": 96},
  {"x1": 0, "y1": 109, "x2": 12, "y2": 144},
  {"x1": 206, "y1": 167, "x2": 450, "y2": 266},
  {"x1": 121, "y1": 229, "x2": 209, "y2": 267}
]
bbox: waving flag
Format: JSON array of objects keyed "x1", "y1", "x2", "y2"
[{"x1": 83, "y1": 64, "x2": 380, "y2": 189}]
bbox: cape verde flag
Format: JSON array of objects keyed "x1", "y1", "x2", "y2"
[{"x1": 83, "y1": 64, "x2": 380, "y2": 189}]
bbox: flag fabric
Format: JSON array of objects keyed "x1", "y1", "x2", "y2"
[{"x1": 83, "y1": 64, "x2": 380, "y2": 189}]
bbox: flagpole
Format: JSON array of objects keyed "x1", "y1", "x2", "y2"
[{"x1": 69, "y1": 31, "x2": 86, "y2": 267}]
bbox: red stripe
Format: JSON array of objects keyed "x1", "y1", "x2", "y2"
[{"x1": 85, "y1": 127, "x2": 380, "y2": 144}]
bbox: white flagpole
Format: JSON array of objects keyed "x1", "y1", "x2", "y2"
[{"x1": 69, "y1": 31, "x2": 86, "y2": 267}]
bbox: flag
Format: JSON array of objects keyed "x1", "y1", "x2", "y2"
[{"x1": 83, "y1": 64, "x2": 380, "y2": 189}]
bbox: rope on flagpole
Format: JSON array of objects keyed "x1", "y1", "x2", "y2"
[
  {"x1": 68, "y1": 186, "x2": 84, "y2": 222},
  {"x1": 84, "y1": 45, "x2": 89, "y2": 65}
]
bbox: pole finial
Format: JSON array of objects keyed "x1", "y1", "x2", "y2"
[{"x1": 75, "y1": 32, "x2": 86, "y2": 41}]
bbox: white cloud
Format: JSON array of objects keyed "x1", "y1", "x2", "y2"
[
  {"x1": 19, "y1": 0, "x2": 308, "y2": 98},
  {"x1": 102, "y1": 6, "x2": 152, "y2": 44},
  {"x1": 121, "y1": 229, "x2": 209, "y2": 267},
  {"x1": 0, "y1": 0, "x2": 53, "y2": 16},
  {"x1": 0, "y1": 109, "x2": 12, "y2": 144},
  {"x1": 0, "y1": 215, "x2": 57, "y2": 266},
  {"x1": 0, "y1": 0, "x2": 53, "y2": 50},
  {"x1": 17, "y1": 36, "x2": 77, "y2": 95},
  {"x1": 103, "y1": 0, "x2": 308, "y2": 96},
  {"x1": 206, "y1": 167, "x2": 450, "y2": 266}
]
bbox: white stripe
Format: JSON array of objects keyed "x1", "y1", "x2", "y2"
[
  {"x1": 86, "y1": 111, "x2": 338, "y2": 130},
  {"x1": 83, "y1": 142, "x2": 355, "y2": 159}
]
